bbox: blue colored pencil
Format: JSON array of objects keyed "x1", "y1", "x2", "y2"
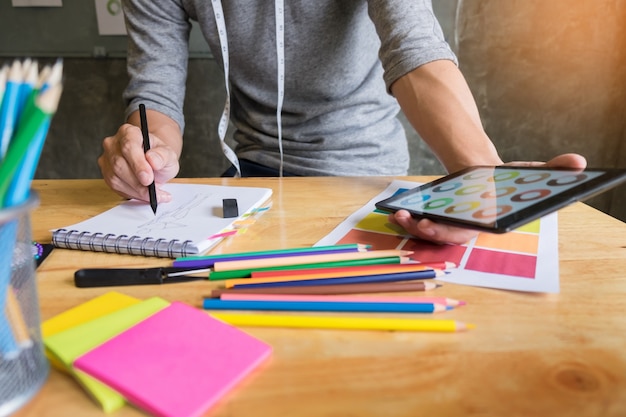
[
  {"x1": 0, "y1": 220, "x2": 19, "y2": 356},
  {"x1": 0, "y1": 60, "x2": 23, "y2": 159},
  {"x1": 0, "y1": 61, "x2": 25, "y2": 356},
  {"x1": 4, "y1": 61, "x2": 63, "y2": 207},
  {"x1": 16, "y1": 59, "x2": 37, "y2": 120},
  {"x1": 0, "y1": 65, "x2": 7, "y2": 108},
  {"x1": 230, "y1": 269, "x2": 444, "y2": 289},
  {"x1": 0, "y1": 59, "x2": 63, "y2": 358},
  {"x1": 0, "y1": 83, "x2": 62, "y2": 207},
  {"x1": 202, "y1": 298, "x2": 451, "y2": 313}
]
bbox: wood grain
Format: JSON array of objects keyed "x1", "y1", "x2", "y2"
[{"x1": 15, "y1": 177, "x2": 626, "y2": 417}]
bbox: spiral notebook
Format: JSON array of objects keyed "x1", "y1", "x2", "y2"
[{"x1": 51, "y1": 183, "x2": 272, "y2": 258}]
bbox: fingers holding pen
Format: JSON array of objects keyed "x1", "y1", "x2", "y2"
[
  {"x1": 98, "y1": 123, "x2": 175, "y2": 203},
  {"x1": 98, "y1": 125, "x2": 138, "y2": 199},
  {"x1": 143, "y1": 140, "x2": 180, "y2": 187}
]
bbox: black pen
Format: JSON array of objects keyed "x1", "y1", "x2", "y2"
[{"x1": 139, "y1": 103, "x2": 158, "y2": 214}]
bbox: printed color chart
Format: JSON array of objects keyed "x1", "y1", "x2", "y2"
[{"x1": 316, "y1": 180, "x2": 559, "y2": 292}]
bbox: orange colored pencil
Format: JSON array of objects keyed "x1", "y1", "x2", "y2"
[
  {"x1": 226, "y1": 264, "x2": 436, "y2": 287},
  {"x1": 250, "y1": 261, "x2": 456, "y2": 279}
]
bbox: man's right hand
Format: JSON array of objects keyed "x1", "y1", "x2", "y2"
[{"x1": 98, "y1": 109, "x2": 182, "y2": 203}]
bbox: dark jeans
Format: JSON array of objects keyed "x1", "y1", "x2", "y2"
[{"x1": 221, "y1": 159, "x2": 298, "y2": 177}]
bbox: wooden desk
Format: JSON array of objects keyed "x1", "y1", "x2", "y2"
[{"x1": 16, "y1": 177, "x2": 626, "y2": 417}]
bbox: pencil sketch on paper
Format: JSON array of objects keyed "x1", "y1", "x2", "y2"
[{"x1": 136, "y1": 193, "x2": 210, "y2": 235}]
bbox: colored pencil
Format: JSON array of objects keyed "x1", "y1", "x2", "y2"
[
  {"x1": 174, "y1": 243, "x2": 371, "y2": 267},
  {"x1": 212, "y1": 249, "x2": 413, "y2": 272},
  {"x1": 0, "y1": 59, "x2": 62, "y2": 358},
  {"x1": 0, "y1": 220, "x2": 19, "y2": 356},
  {"x1": 210, "y1": 281, "x2": 440, "y2": 297},
  {"x1": 219, "y1": 293, "x2": 465, "y2": 306},
  {"x1": 37, "y1": 59, "x2": 63, "y2": 95},
  {"x1": 177, "y1": 246, "x2": 368, "y2": 269},
  {"x1": 202, "y1": 299, "x2": 451, "y2": 313},
  {"x1": 224, "y1": 265, "x2": 436, "y2": 287},
  {"x1": 4, "y1": 62, "x2": 63, "y2": 206},
  {"x1": 228, "y1": 269, "x2": 444, "y2": 289},
  {"x1": 246, "y1": 264, "x2": 434, "y2": 282},
  {"x1": 210, "y1": 313, "x2": 474, "y2": 332},
  {"x1": 178, "y1": 243, "x2": 371, "y2": 261},
  {"x1": 0, "y1": 66, "x2": 7, "y2": 106},
  {"x1": 5, "y1": 286, "x2": 32, "y2": 348},
  {"x1": 0, "y1": 83, "x2": 62, "y2": 207},
  {"x1": 0, "y1": 60, "x2": 23, "y2": 159},
  {"x1": 16, "y1": 59, "x2": 38, "y2": 119},
  {"x1": 250, "y1": 261, "x2": 456, "y2": 278},
  {"x1": 208, "y1": 256, "x2": 409, "y2": 280}
]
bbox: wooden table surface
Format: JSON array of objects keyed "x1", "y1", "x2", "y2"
[{"x1": 15, "y1": 177, "x2": 626, "y2": 417}]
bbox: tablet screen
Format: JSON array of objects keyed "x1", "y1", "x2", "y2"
[{"x1": 376, "y1": 166, "x2": 626, "y2": 232}]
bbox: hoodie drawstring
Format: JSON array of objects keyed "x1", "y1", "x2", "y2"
[{"x1": 211, "y1": 0, "x2": 285, "y2": 177}]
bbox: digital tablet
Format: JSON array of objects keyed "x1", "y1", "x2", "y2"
[{"x1": 375, "y1": 166, "x2": 626, "y2": 233}]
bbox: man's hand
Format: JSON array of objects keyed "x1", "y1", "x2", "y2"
[
  {"x1": 98, "y1": 109, "x2": 182, "y2": 203},
  {"x1": 388, "y1": 153, "x2": 588, "y2": 245}
]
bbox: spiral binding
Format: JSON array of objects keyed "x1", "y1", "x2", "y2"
[{"x1": 51, "y1": 229, "x2": 197, "y2": 258}]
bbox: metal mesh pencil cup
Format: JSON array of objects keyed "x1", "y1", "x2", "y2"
[{"x1": 0, "y1": 193, "x2": 48, "y2": 416}]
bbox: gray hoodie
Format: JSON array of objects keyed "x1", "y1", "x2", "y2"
[{"x1": 122, "y1": 0, "x2": 457, "y2": 176}]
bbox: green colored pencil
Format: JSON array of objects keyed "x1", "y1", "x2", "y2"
[
  {"x1": 176, "y1": 243, "x2": 370, "y2": 262},
  {"x1": 208, "y1": 256, "x2": 406, "y2": 280}
]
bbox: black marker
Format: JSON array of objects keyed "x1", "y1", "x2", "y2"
[
  {"x1": 139, "y1": 103, "x2": 158, "y2": 214},
  {"x1": 74, "y1": 267, "x2": 210, "y2": 288}
]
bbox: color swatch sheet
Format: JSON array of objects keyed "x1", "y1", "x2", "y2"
[{"x1": 316, "y1": 180, "x2": 559, "y2": 293}]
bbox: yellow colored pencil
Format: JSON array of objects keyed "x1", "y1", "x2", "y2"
[
  {"x1": 210, "y1": 313, "x2": 474, "y2": 332},
  {"x1": 212, "y1": 249, "x2": 414, "y2": 272}
]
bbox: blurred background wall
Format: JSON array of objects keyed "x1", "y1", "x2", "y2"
[
  {"x1": 454, "y1": 0, "x2": 626, "y2": 220},
  {"x1": 1, "y1": 0, "x2": 624, "y2": 221}
]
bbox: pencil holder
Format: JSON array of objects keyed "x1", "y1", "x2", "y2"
[{"x1": 0, "y1": 193, "x2": 49, "y2": 417}]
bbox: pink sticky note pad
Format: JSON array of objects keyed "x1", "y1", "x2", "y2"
[{"x1": 74, "y1": 302, "x2": 272, "y2": 417}]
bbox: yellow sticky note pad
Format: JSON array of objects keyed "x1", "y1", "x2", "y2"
[
  {"x1": 42, "y1": 291, "x2": 140, "y2": 371},
  {"x1": 42, "y1": 292, "x2": 140, "y2": 337}
]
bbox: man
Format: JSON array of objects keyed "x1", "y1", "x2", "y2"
[{"x1": 98, "y1": 1, "x2": 586, "y2": 244}]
